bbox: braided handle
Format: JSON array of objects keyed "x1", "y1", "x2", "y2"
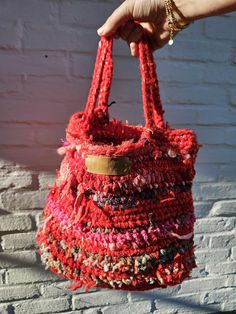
[{"x1": 83, "y1": 35, "x2": 165, "y2": 129}]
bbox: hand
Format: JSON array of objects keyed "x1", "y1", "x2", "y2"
[{"x1": 97, "y1": 0, "x2": 191, "y2": 57}]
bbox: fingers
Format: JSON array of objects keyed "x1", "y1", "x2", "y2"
[{"x1": 97, "y1": 0, "x2": 134, "y2": 36}]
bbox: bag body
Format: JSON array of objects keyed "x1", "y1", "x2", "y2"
[{"x1": 36, "y1": 36, "x2": 200, "y2": 291}]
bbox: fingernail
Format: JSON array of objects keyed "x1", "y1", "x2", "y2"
[{"x1": 97, "y1": 26, "x2": 105, "y2": 36}]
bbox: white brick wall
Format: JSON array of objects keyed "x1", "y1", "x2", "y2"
[{"x1": 0, "y1": 1, "x2": 235, "y2": 313}]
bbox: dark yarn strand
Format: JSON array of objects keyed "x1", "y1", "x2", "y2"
[{"x1": 36, "y1": 36, "x2": 200, "y2": 292}]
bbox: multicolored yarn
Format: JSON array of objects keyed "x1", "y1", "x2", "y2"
[{"x1": 36, "y1": 35, "x2": 200, "y2": 292}]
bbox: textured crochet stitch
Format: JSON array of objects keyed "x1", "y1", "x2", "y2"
[{"x1": 36, "y1": 35, "x2": 200, "y2": 292}]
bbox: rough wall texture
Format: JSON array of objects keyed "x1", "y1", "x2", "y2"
[{"x1": 0, "y1": 0, "x2": 236, "y2": 313}]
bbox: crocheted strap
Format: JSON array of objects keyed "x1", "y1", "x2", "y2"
[{"x1": 83, "y1": 35, "x2": 165, "y2": 130}]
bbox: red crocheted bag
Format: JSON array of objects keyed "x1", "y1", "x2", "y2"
[{"x1": 36, "y1": 36, "x2": 200, "y2": 292}]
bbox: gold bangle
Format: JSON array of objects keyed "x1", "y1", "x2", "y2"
[{"x1": 164, "y1": 0, "x2": 191, "y2": 45}]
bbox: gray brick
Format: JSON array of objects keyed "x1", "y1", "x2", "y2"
[
  {"x1": 24, "y1": 24, "x2": 98, "y2": 52},
  {"x1": 209, "y1": 200, "x2": 236, "y2": 217},
  {"x1": 0, "y1": 21, "x2": 21, "y2": 50},
  {"x1": 0, "y1": 147, "x2": 61, "y2": 172},
  {"x1": 102, "y1": 301, "x2": 152, "y2": 314},
  {"x1": 38, "y1": 172, "x2": 56, "y2": 190},
  {"x1": 0, "y1": 77, "x2": 21, "y2": 94},
  {"x1": 6, "y1": 267, "x2": 61, "y2": 284},
  {"x1": 0, "y1": 0, "x2": 55, "y2": 24},
  {"x1": 40, "y1": 282, "x2": 76, "y2": 298},
  {"x1": 202, "y1": 288, "x2": 235, "y2": 305},
  {"x1": 0, "y1": 270, "x2": 5, "y2": 284},
  {"x1": 83, "y1": 308, "x2": 102, "y2": 314},
  {"x1": 206, "y1": 262, "x2": 236, "y2": 275},
  {"x1": 204, "y1": 63, "x2": 236, "y2": 84},
  {"x1": 0, "y1": 214, "x2": 33, "y2": 232},
  {"x1": 35, "y1": 125, "x2": 65, "y2": 146},
  {"x1": 14, "y1": 297, "x2": 71, "y2": 314},
  {"x1": 0, "y1": 251, "x2": 37, "y2": 268},
  {"x1": 195, "y1": 248, "x2": 230, "y2": 265},
  {"x1": 1, "y1": 232, "x2": 37, "y2": 250},
  {"x1": 72, "y1": 291, "x2": 128, "y2": 310},
  {"x1": 232, "y1": 246, "x2": 236, "y2": 260},
  {"x1": 194, "y1": 164, "x2": 218, "y2": 182},
  {"x1": 0, "y1": 52, "x2": 67, "y2": 76},
  {"x1": 227, "y1": 274, "x2": 236, "y2": 287},
  {"x1": 0, "y1": 190, "x2": 48, "y2": 210},
  {"x1": 193, "y1": 127, "x2": 225, "y2": 145},
  {"x1": 193, "y1": 201, "x2": 213, "y2": 218},
  {"x1": 219, "y1": 165, "x2": 236, "y2": 182},
  {"x1": 205, "y1": 16, "x2": 236, "y2": 40},
  {"x1": 210, "y1": 234, "x2": 236, "y2": 249},
  {"x1": 168, "y1": 39, "x2": 231, "y2": 62},
  {"x1": 0, "y1": 284, "x2": 40, "y2": 302},
  {"x1": 224, "y1": 128, "x2": 236, "y2": 146},
  {"x1": 197, "y1": 147, "x2": 236, "y2": 164},
  {"x1": 0, "y1": 169, "x2": 32, "y2": 189},
  {"x1": 221, "y1": 300, "x2": 236, "y2": 312},
  {"x1": 197, "y1": 108, "x2": 236, "y2": 125},
  {"x1": 193, "y1": 183, "x2": 236, "y2": 201},
  {"x1": 194, "y1": 235, "x2": 210, "y2": 249},
  {"x1": 178, "y1": 276, "x2": 228, "y2": 294},
  {"x1": 195, "y1": 218, "x2": 235, "y2": 234},
  {"x1": 60, "y1": 1, "x2": 116, "y2": 28}
]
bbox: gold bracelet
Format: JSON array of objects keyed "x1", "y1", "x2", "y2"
[{"x1": 164, "y1": 0, "x2": 191, "y2": 45}]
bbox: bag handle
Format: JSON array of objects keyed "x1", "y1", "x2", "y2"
[{"x1": 83, "y1": 35, "x2": 165, "y2": 130}]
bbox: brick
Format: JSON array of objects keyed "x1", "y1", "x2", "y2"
[
  {"x1": 219, "y1": 165, "x2": 236, "y2": 182},
  {"x1": 206, "y1": 262, "x2": 236, "y2": 275},
  {"x1": 0, "y1": 169, "x2": 32, "y2": 189},
  {"x1": 164, "y1": 106, "x2": 198, "y2": 125},
  {"x1": 230, "y1": 88, "x2": 236, "y2": 106},
  {"x1": 194, "y1": 164, "x2": 218, "y2": 182},
  {"x1": 227, "y1": 274, "x2": 236, "y2": 287},
  {"x1": 35, "y1": 125, "x2": 66, "y2": 146},
  {"x1": 0, "y1": 147, "x2": 61, "y2": 172},
  {"x1": 202, "y1": 288, "x2": 235, "y2": 305},
  {"x1": 22, "y1": 76, "x2": 89, "y2": 103},
  {"x1": 195, "y1": 218, "x2": 235, "y2": 234},
  {"x1": 0, "y1": 77, "x2": 22, "y2": 94},
  {"x1": 38, "y1": 172, "x2": 56, "y2": 190},
  {"x1": 1, "y1": 231, "x2": 37, "y2": 250},
  {"x1": 23, "y1": 24, "x2": 98, "y2": 52},
  {"x1": 232, "y1": 246, "x2": 236, "y2": 260},
  {"x1": 193, "y1": 201, "x2": 213, "y2": 218},
  {"x1": 6, "y1": 267, "x2": 61, "y2": 284},
  {"x1": 82, "y1": 308, "x2": 102, "y2": 314},
  {"x1": 154, "y1": 293, "x2": 201, "y2": 314},
  {"x1": 194, "y1": 235, "x2": 210, "y2": 249},
  {"x1": 204, "y1": 63, "x2": 236, "y2": 84},
  {"x1": 0, "y1": 124, "x2": 34, "y2": 145},
  {"x1": 0, "y1": 304, "x2": 9, "y2": 314},
  {"x1": 0, "y1": 270, "x2": 5, "y2": 284},
  {"x1": 205, "y1": 16, "x2": 236, "y2": 40},
  {"x1": 210, "y1": 200, "x2": 236, "y2": 217},
  {"x1": 193, "y1": 183, "x2": 236, "y2": 201},
  {"x1": 160, "y1": 83, "x2": 228, "y2": 106},
  {"x1": 0, "y1": 0, "x2": 55, "y2": 24},
  {"x1": 192, "y1": 127, "x2": 225, "y2": 145},
  {"x1": 221, "y1": 300, "x2": 236, "y2": 312},
  {"x1": 102, "y1": 301, "x2": 152, "y2": 314},
  {"x1": 224, "y1": 128, "x2": 236, "y2": 145},
  {"x1": 73, "y1": 291, "x2": 128, "y2": 310},
  {"x1": 0, "y1": 52, "x2": 67, "y2": 77},
  {"x1": 210, "y1": 233, "x2": 236, "y2": 249},
  {"x1": 60, "y1": 1, "x2": 116, "y2": 28},
  {"x1": 0, "y1": 190, "x2": 48, "y2": 211},
  {"x1": 178, "y1": 276, "x2": 228, "y2": 294},
  {"x1": 40, "y1": 282, "x2": 74, "y2": 298},
  {"x1": 197, "y1": 147, "x2": 236, "y2": 164},
  {"x1": 195, "y1": 248, "x2": 230, "y2": 265},
  {"x1": 0, "y1": 214, "x2": 33, "y2": 232},
  {"x1": 168, "y1": 39, "x2": 231, "y2": 62},
  {"x1": 0, "y1": 21, "x2": 21, "y2": 50},
  {"x1": 0, "y1": 250, "x2": 37, "y2": 268},
  {"x1": 0, "y1": 284, "x2": 40, "y2": 302},
  {"x1": 197, "y1": 108, "x2": 236, "y2": 125},
  {"x1": 14, "y1": 297, "x2": 71, "y2": 314}
]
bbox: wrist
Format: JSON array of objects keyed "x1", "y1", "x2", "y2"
[{"x1": 172, "y1": 0, "x2": 196, "y2": 23}]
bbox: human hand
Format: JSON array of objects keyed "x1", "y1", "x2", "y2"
[{"x1": 97, "y1": 0, "x2": 191, "y2": 57}]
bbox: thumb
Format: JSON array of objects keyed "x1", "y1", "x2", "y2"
[{"x1": 97, "y1": 0, "x2": 134, "y2": 36}]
